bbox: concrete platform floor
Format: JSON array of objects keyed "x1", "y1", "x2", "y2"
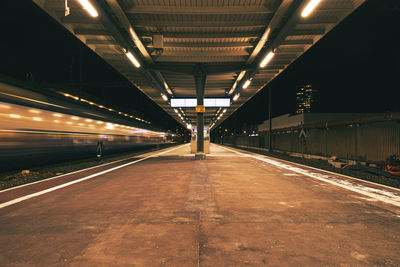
[{"x1": 0, "y1": 143, "x2": 400, "y2": 266}]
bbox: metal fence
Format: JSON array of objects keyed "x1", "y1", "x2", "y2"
[{"x1": 219, "y1": 120, "x2": 400, "y2": 163}]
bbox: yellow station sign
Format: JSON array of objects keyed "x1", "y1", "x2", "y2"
[{"x1": 196, "y1": 105, "x2": 205, "y2": 113}]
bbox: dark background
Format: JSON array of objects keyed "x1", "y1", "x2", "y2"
[{"x1": 1, "y1": 0, "x2": 399, "y2": 133}]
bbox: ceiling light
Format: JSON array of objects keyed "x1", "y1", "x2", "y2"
[
  {"x1": 301, "y1": 0, "x2": 321, "y2": 17},
  {"x1": 125, "y1": 51, "x2": 141, "y2": 68},
  {"x1": 174, "y1": 109, "x2": 178, "y2": 113},
  {"x1": 233, "y1": 94, "x2": 240, "y2": 101},
  {"x1": 223, "y1": 109, "x2": 227, "y2": 113},
  {"x1": 242, "y1": 79, "x2": 251, "y2": 89},
  {"x1": 259, "y1": 51, "x2": 275, "y2": 68},
  {"x1": 77, "y1": 0, "x2": 98, "y2": 17},
  {"x1": 161, "y1": 94, "x2": 168, "y2": 101},
  {"x1": 187, "y1": 124, "x2": 192, "y2": 130}
]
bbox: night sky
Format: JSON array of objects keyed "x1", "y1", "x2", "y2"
[{"x1": 1, "y1": 0, "x2": 399, "y2": 133}]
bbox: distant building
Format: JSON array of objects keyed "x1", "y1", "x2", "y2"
[{"x1": 296, "y1": 84, "x2": 317, "y2": 114}]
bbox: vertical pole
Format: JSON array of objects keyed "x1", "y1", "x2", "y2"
[
  {"x1": 197, "y1": 102, "x2": 204, "y2": 152},
  {"x1": 78, "y1": 48, "x2": 83, "y2": 100},
  {"x1": 268, "y1": 87, "x2": 273, "y2": 152},
  {"x1": 194, "y1": 64, "x2": 206, "y2": 154}
]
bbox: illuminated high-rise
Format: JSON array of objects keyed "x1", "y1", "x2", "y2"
[{"x1": 296, "y1": 84, "x2": 317, "y2": 114}]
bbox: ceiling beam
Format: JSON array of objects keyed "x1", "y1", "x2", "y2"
[
  {"x1": 61, "y1": 16, "x2": 101, "y2": 24},
  {"x1": 133, "y1": 20, "x2": 267, "y2": 28},
  {"x1": 74, "y1": 28, "x2": 111, "y2": 35},
  {"x1": 146, "y1": 42, "x2": 254, "y2": 48},
  {"x1": 104, "y1": 0, "x2": 173, "y2": 98},
  {"x1": 86, "y1": 39, "x2": 118, "y2": 45},
  {"x1": 289, "y1": 28, "x2": 326, "y2": 35},
  {"x1": 298, "y1": 16, "x2": 339, "y2": 24},
  {"x1": 280, "y1": 39, "x2": 314, "y2": 45},
  {"x1": 139, "y1": 32, "x2": 263, "y2": 39},
  {"x1": 151, "y1": 51, "x2": 249, "y2": 57},
  {"x1": 125, "y1": 6, "x2": 273, "y2": 14},
  {"x1": 247, "y1": 0, "x2": 293, "y2": 64},
  {"x1": 154, "y1": 56, "x2": 248, "y2": 63}
]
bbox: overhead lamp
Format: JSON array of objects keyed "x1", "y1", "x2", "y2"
[
  {"x1": 301, "y1": 0, "x2": 321, "y2": 17},
  {"x1": 259, "y1": 51, "x2": 275, "y2": 68},
  {"x1": 242, "y1": 79, "x2": 252, "y2": 89},
  {"x1": 174, "y1": 109, "x2": 178, "y2": 113},
  {"x1": 161, "y1": 94, "x2": 168, "y2": 101},
  {"x1": 223, "y1": 109, "x2": 227, "y2": 113},
  {"x1": 233, "y1": 93, "x2": 240, "y2": 102},
  {"x1": 125, "y1": 51, "x2": 141, "y2": 68},
  {"x1": 77, "y1": 0, "x2": 98, "y2": 17}
]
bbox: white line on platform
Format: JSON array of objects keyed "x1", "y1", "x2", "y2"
[
  {"x1": 0, "y1": 145, "x2": 184, "y2": 209},
  {"x1": 0, "y1": 144, "x2": 183, "y2": 193},
  {"x1": 219, "y1": 145, "x2": 400, "y2": 208}
]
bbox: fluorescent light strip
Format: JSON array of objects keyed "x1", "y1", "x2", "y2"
[
  {"x1": 77, "y1": 0, "x2": 98, "y2": 17},
  {"x1": 259, "y1": 51, "x2": 275, "y2": 68},
  {"x1": 125, "y1": 51, "x2": 141, "y2": 68},
  {"x1": 301, "y1": 0, "x2": 321, "y2": 17},
  {"x1": 242, "y1": 79, "x2": 251, "y2": 89}
]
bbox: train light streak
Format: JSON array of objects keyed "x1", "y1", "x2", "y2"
[
  {"x1": 9, "y1": 114, "x2": 21, "y2": 119},
  {"x1": 53, "y1": 113, "x2": 63, "y2": 117},
  {"x1": 33, "y1": 117, "x2": 43, "y2": 121},
  {"x1": 301, "y1": 0, "x2": 321, "y2": 17},
  {"x1": 161, "y1": 94, "x2": 168, "y2": 101},
  {"x1": 77, "y1": 0, "x2": 98, "y2": 17},
  {"x1": 71, "y1": 116, "x2": 79, "y2": 120},
  {"x1": 259, "y1": 51, "x2": 275, "y2": 68},
  {"x1": 233, "y1": 93, "x2": 240, "y2": 101},
  {"x1": 85, "y1": 119, "x2": 93, "y2": 122},
  {"x1": 0, "y1": 104, "x2": 11, "y2": 109},
  {"x1": 106, "y1": 123, "x2": 115, "y2": 130},
  {"x1": 28, "y1": 109, "x2": 41, "y2": 114}
]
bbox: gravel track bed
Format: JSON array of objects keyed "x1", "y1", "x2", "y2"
[{"x1": 224, "y1": 144, "x2": 400, "y2": 189}]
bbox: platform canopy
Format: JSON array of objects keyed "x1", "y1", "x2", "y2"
[{"x1": 34, "y1": 0, "x2": 365, "y2": 129}]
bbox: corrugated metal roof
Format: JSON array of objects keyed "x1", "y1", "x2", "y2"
[{"x1": 33, "y1": 0, "x2": 365, "y2": 129}]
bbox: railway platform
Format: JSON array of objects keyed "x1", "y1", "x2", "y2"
[{"x1": 1, "y1": 143, "x2": 400, "y2": 266}]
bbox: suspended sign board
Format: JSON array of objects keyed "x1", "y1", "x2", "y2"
[{"x1": 171, "y1": 98, "x2": 230, "y2": 108}]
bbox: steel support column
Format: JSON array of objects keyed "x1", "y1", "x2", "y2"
[
  {"x1": 268, "y1": 87, "x2": 273, "y2": 152},
  {"x1": 194, "y1": 64, "x2": 207, "y2": 153}
]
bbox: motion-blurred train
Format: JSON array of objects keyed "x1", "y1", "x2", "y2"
[{"x1": 0, "y1": 80, "x2": 172, "y2": 172}]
